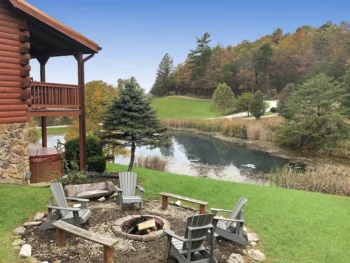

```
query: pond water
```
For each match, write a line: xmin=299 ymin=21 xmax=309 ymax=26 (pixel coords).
xmin=43 ymin=130 xmax=290 ymax=185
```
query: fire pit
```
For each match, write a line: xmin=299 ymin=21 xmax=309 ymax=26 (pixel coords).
xmin=111 ymin=215 xmax=170 ymax=242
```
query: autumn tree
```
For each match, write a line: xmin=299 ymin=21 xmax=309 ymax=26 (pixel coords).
xmin=66 ymin=81 xmax=118 ymax=140
xmin=250 ymin=90 xmax=265 ymax=119
xmin=150 ymin=53 xmax=175 ymax=96
xmin=212 ymin=83 xmax=235 ymax=115
xmin=101 ymin=78 xmax=168 ymax=171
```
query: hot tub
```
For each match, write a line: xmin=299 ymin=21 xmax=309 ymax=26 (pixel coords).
xmin=29 ymin=147 xmax=63 ymax=183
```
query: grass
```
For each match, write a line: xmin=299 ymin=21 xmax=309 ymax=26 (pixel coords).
xmin=151 ymin=96 xmax=217 ymax=118
xmin=107 ymin=163 xmax=350 ymax=263
xmin=36 ymin=126 xmax=69 ymax=135
xmin=0 ymin=185 xmax=51 ymax=263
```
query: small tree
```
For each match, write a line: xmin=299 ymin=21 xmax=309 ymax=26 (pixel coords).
xmin=102 ymin=78 xmax=168 ymax=171
xmin=277 ymin=83 xmax=295 ymax=119
xmin=212 ymin=83 xmax=235 ymax=115
xmin=250 ymin=90 xmax=265 ymax=119
xmin=234 ymin=92 xmax=253 ymax=116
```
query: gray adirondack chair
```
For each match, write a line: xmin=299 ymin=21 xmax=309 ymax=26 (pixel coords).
xmin=116 ymin=172 xmax=145 ymax=211
xmin=210 ymin=197 xmax=248 ymax=246
xmin=164 ymin=214 xmax=218 ymax=263
xmin=39 ymin=182 xmax=91 ymax=230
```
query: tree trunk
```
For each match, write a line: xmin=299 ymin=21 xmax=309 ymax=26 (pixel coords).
xmin=128 ymin=142 xmax=136 ymax=172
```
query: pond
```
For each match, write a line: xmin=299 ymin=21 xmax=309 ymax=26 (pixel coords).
xmin=43 ymin=130 xmax=290 ymax=185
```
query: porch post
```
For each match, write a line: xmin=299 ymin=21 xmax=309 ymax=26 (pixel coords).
xmin=37 ymin=56 xmax=49 ymax=147
xmin=75 ymin=52 xmax=87 ymax=171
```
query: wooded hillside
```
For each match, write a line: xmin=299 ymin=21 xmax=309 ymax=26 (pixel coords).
xmin=151 ymin=21 xmax=350 ymax=97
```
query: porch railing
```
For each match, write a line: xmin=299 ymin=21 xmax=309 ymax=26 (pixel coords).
xmin=31 ymin=81 xmax=81 ymax=108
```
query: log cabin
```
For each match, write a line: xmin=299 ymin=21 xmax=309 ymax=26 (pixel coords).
xmin=0 ymin=0 xmax=100 ymax=184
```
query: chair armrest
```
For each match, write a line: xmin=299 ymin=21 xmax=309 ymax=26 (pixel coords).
xmin=214 ymin=216 xmax=244 ymax=222
xmin=66 ymin=197 xmax=89 ymax=202
xmin=164 ymin=229 xmax=187 ymax=242
xmin=136 ymin=185 xmax=145 ymax=192
xmin=47 ymin=205 xmax=80 ymax=212
xmin=210 ymin=208 xmax=233 ymax=213
xmin=116 ymin=185 xmax=123 ymax=192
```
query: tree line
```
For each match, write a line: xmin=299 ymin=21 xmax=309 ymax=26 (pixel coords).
xmin=151 ymin=21 xmax=350 ymax=97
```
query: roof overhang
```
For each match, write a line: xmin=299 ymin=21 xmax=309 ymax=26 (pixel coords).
xmin=8 ymin=0 xmax=101 ymax=57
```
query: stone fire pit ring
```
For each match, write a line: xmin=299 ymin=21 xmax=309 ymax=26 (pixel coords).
xmin=111 ymin=215 xmax=171 ymax=242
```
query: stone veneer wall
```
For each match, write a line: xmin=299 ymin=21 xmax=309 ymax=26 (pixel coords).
xmin=0 ymin=123 xmax=30 ymax=184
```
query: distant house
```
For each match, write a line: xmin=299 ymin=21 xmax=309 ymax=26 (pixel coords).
xmin=0 ymin=0 xmax=100 ymax=184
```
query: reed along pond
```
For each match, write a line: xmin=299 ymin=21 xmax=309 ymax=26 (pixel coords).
xmin=43 ymin=130 xmax=290 ymax=185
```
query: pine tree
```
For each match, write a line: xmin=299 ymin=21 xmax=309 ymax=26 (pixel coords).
xmin=150 ymin=54 xmax=174 ymax=96
xmin=341 ymin=68 xmax=350 ymax=117
xmin=250 ymin=90 xmax=265 ymax=119
xmin=212 ymin=83 xmax=234 ymax=115
xmin=102 ymin=78 xmax=169 ymax=171
xmin=188 ymin=32 xmax=212 ymax=81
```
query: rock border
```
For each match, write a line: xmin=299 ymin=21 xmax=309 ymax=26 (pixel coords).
xmin=111 ymin=214 xmax=170 ymax=242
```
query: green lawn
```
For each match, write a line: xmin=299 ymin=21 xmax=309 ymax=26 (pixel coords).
xmin=2 ymin=166 xmax=349 ymax=263
xmin=152 ymin=96 xmax=217 ymax=118
xmin=0 ymin=185 xmax=51 ymax=263
xmin=36 ymin=126 xmax=69 ymax=135
xmin=108 ymin=163 xmax=350 ymax=263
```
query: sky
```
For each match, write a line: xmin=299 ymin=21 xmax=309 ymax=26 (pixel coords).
xmin=27 ymin=0 xmax=350 ymax=92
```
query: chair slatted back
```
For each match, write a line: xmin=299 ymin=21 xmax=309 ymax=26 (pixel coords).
xmin=226 ymin=197 xmax=247 ymax=229
xmin=50 ymin=182 xmax=69 ymax=217
xmin=119 ymin=172 xmax=137 ymax=196
xmin=183 ymin=213 xmax=214 ymax=251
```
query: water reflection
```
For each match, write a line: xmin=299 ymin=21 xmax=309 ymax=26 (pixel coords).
xmin=115 ymin=130 xmax=289 ymax=185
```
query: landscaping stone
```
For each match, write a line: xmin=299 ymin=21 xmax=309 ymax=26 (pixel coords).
xmin=34 ymin=212 xmax=45 ymax=221
xmin=250 ymin=241 xmax=257 ymax=247
xmin=65 ymin=182 xmax=115 ymax=199
xmin=13 ymin=226 xmax=26 ymax=235
xmin=175 ymin=200 xmax=181 ymax=206
xmin=243 ymin=226 xmax=248 ymax=232
xmin=248 ymin=250 xmax=265 ymax=261
xmin=247 ymin=232 xmax=259 ymax=242
xmin=227 ymin=253 xmax=245 ymax=263
xmin=73 ymin=204 xmax=81 ymax=208
xmin=12 ymin=239 xmax=25 ymax=246
xmin=19 ymin=244 xmax=32 ymax=258
xmin=98 ymin=197 xmax=106 ymax=202
xmin=24 ymin=221 xmax=42 ymax=227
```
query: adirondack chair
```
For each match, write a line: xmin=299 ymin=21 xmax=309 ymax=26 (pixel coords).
xmin=39 ymin=182 xmax=91 ymax=230
xmin=116 ymin=172 xmax=145 ymax=211
xmin=164 ymin=214 xmax=218 ymax=263
xmin=210 ymin=197 xmax=248 ymax=246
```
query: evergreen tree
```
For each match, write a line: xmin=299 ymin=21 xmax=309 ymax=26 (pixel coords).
xmin=234 ymin=92 xmax=253 ymax=116
xmin=212 ymin=83 xmax=235 ymax=115
xmin=250 ymin=90 xmax=265 ymax=119
xmin=341 ymin=68 xmax=350 ymax=117
xmin=102 ymin=78 xmax=168 ymax=171
xmin=150 ymin=54 xmax=174 ymax=96
xmin=277 ymin=83 xmax=295 ymax=119
xmin=188 ymin=32 xmax=212 ymax=82
xmin=277 ymin=73 xmax=349 ymax=151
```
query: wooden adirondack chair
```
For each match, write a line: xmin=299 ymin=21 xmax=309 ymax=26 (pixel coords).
xmin=116 ymin=172 xmax=145 ymax=211
xmin=164 ymin=214 xmax=218 ymax=263
xmin=39 ymin=182 xmax=91 ymax=230
xmin=210 ymin=197 xmax=248 ymax=246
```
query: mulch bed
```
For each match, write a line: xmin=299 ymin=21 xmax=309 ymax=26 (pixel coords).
xmin=23 ymin=199 xmax=248 ymax=263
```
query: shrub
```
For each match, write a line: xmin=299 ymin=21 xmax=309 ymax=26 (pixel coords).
xmin=87 ymin=156 xmax=106 ymax=173
xmin=135 ymin=155 xmax=168 ymax=171
xmin=59 ymin=170 xmax=88 ymax=186
xmin=270 ymin=107 xmax=277 ymax=113
xmin=250 ymin=91 xmax=265 ymax=119
xmin=65 ymin=134 xmax=105 ymax=172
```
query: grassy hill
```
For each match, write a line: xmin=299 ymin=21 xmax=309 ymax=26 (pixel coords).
xmin=151 ymin=96 xmax=216 ymax=118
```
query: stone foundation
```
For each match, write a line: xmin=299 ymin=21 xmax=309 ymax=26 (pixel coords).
xmin=0 ymin=123 xmax=30 ymax=184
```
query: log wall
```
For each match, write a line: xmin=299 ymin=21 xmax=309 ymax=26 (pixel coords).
xmin=0 ymin=1 xmax=30 ymax=124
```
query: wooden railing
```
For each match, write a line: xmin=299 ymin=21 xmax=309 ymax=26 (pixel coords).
xmin=31 ymin=82 xmax=81 ymax=108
